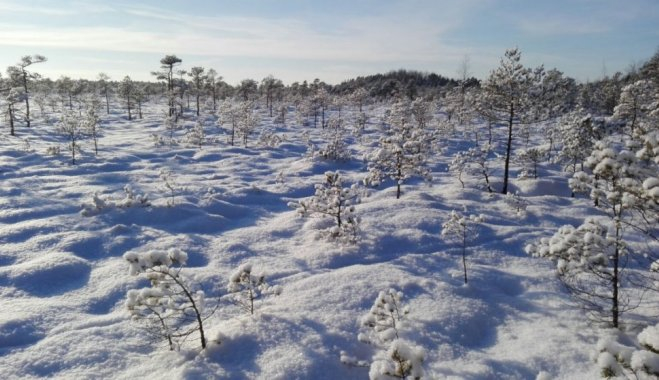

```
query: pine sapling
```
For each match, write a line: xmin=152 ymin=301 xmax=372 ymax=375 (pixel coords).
xmin=159 ymin=168 xmax=179 ymax=207
xmin=369 ymin=339 xmax=425 ymax=380
xmin=288 ymin=171 xmax=361 ymax=243
xmin=359 ymin=289 xmax=409 ymax=346
xmin=227 ymin=263 xmax=281 ymax=315
xmin=186 ymin=118 xmax=206 ymax=149
xmin=124 ymin=249 xmax=210 ymax=350
xmin=58 ymin=109 xmax=84 ymax=164
xmin=441 ymin=210 xmax=484 ymax=284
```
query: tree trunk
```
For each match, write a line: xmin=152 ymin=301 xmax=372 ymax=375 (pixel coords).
xmin=22 ymin=72 xmax=31 ymax=128
xmin=612 ymin=220 xmax=621 ymax=328
xmin=9 ymin=104 xmax=15 ymax=136
xmin=462 ymin=228 xmax=468 ymax=284
xmin=502 ymin=103 xmax=514 ymax=194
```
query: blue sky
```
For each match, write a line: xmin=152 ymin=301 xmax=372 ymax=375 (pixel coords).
xmin=0 ymin=0 xmax=657 ymax=84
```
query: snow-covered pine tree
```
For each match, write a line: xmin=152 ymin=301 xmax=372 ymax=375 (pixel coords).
xmin=515 ymin=146 xmax=547 ymax=179
xmin=317 ymin=115 xmax=350 ymax=161
xmin=97 ymin=73 xmax=112 ymax=115
xmin=83 ymin=106 xmax=101 ymax=155
xmin=6 ymin=54 xmax=46 ymax=128
xmin=58 ymin=109 xmax=85 ymax=164
xmin=4 ymin=87 xmax=25 ymax=136
xmin=118 ymin=76 xmax=134 ymax=121
xmin=359 ymin=289 xmax=409 ymax=346
xmin=236 ymin=100 xmax=259 ymax=147
xmin=187 ymin=66 xmax=206 ymax=117
xmin=227 ymin=263 xmax=281 ymax=315
xmin=186 ymin=117 xmax=206 ymax=149
xmin=441 ymin=210 xmax=484 ymax=284
xmin=288 ymin=171 xmax=360 ymax=243
xmin=365 ymin=99 xmax=433 ymax=199
xmin=124 ymin=248 xmax=209 ymax=350
xmin=478 ymin=48 xmax=550 ymax=194
xmin=526 ymin=218 xmax=630 ymax=327
xmin=503 ymin=191 xmax=529 ymax=218
xmin=595 ymin=324 xmax=659 ymax=378
xmin=161 ymin=113 xmax=180 ymax=146
xmin=353 ymin=111 xmax=368 ymax=141
xmin=218 ymin=100 xmax=239 ymax=146
xmin=556 ymin=111 xmax=597 ymax=190
xmin=159 ymin=168 xmax=180 ymax=207
xmin=448 ymin=145 xmax=494 ymax=192
xmin=351 ymin=87 xmax=369 ymax=113
xmin=368 ymin=339 xmax=425 ymax=380
xmin=613 ymin=79 xmax=658 ymax=138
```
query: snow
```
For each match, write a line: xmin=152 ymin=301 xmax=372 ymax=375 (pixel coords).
xmin=0 ymin=98 xmax=656 ymax=380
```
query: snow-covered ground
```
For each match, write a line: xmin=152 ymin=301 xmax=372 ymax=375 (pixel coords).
xmin=0 ymin=101 xmax=654 ymax=379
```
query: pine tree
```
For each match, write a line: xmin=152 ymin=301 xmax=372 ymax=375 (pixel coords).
xmin=6 ymin=54 xmax=46 ymax=128
xmin=124 ymin=249 xmax=208 ymax=350
xmin=58 ymin=110 xmax=85 ymax=164
xmin=289 ymin=171 xmax=360 ymax=243
xmin=227 ymin=263 xmax=281 ymax=315
xmin=365 ymin=99 xmax=433 ymax=199
xmin=441 ymin=210 xmax=484 ymax=284
xmin=478 ymin=48 xmax=547 ymax=194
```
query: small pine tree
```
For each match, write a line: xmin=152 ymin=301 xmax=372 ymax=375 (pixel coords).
xmin=368 ymin=339 xmax=425 ymax=380
xmin=515 ymin=146 xmax=547 ymax=179
xmin=441 ymin=210 xmax=484 ymax=284
xmin=58 ymin=110 xmax=84 ymax=164
xmin=124 ymin=249 xmax=209 ymax=350
xmin=365 ymin=99 xmax=433 ymax=199
xmin=359 ymin=289 xmax=409 ymax=346
xmin=227 ymin=263 xmax=281 ymax=315
xmin=448 ymin=145 xmax=494 ymax=192
xmin=289 ymin=171 xmax=360 ymax=243
xmin=318 ymin=116 xmax=350 ymax=160
xmin=526 ymin=218 xmax=629 ymax=327
xmin=186 ymin=118 xmax=206 ymax=149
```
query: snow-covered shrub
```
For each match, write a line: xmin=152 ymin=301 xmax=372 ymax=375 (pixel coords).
xmin=124 ymin=248 xmax=209 ymax=350
xmin=45 ymin=145 xmax=61 ymax=156
xmin=227 ymin=263 xmax=281 ymax=315
xmin=257 ymin=127 xmax=284 ymax=148
xmin=441 ymin=210 xmax=484 ymax=284
xmin=288 ymin=171 xmax=360 ymax=244
xmin=369 ymin=339 xmax=425 ymax=380
xmin=365 ymin=99 xmax=433 ymax=199
xmin=81 ymin=184 xmax=150 ymax=216
xmin=359 ymin=289 xmax=409 ymax=346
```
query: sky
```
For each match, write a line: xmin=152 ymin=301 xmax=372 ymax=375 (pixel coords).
xmin=0 ymin=0 xmax=657 ymax=85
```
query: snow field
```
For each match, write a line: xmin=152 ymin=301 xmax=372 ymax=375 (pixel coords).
xmin=0 ymin=100 xmax=641 ymax=379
